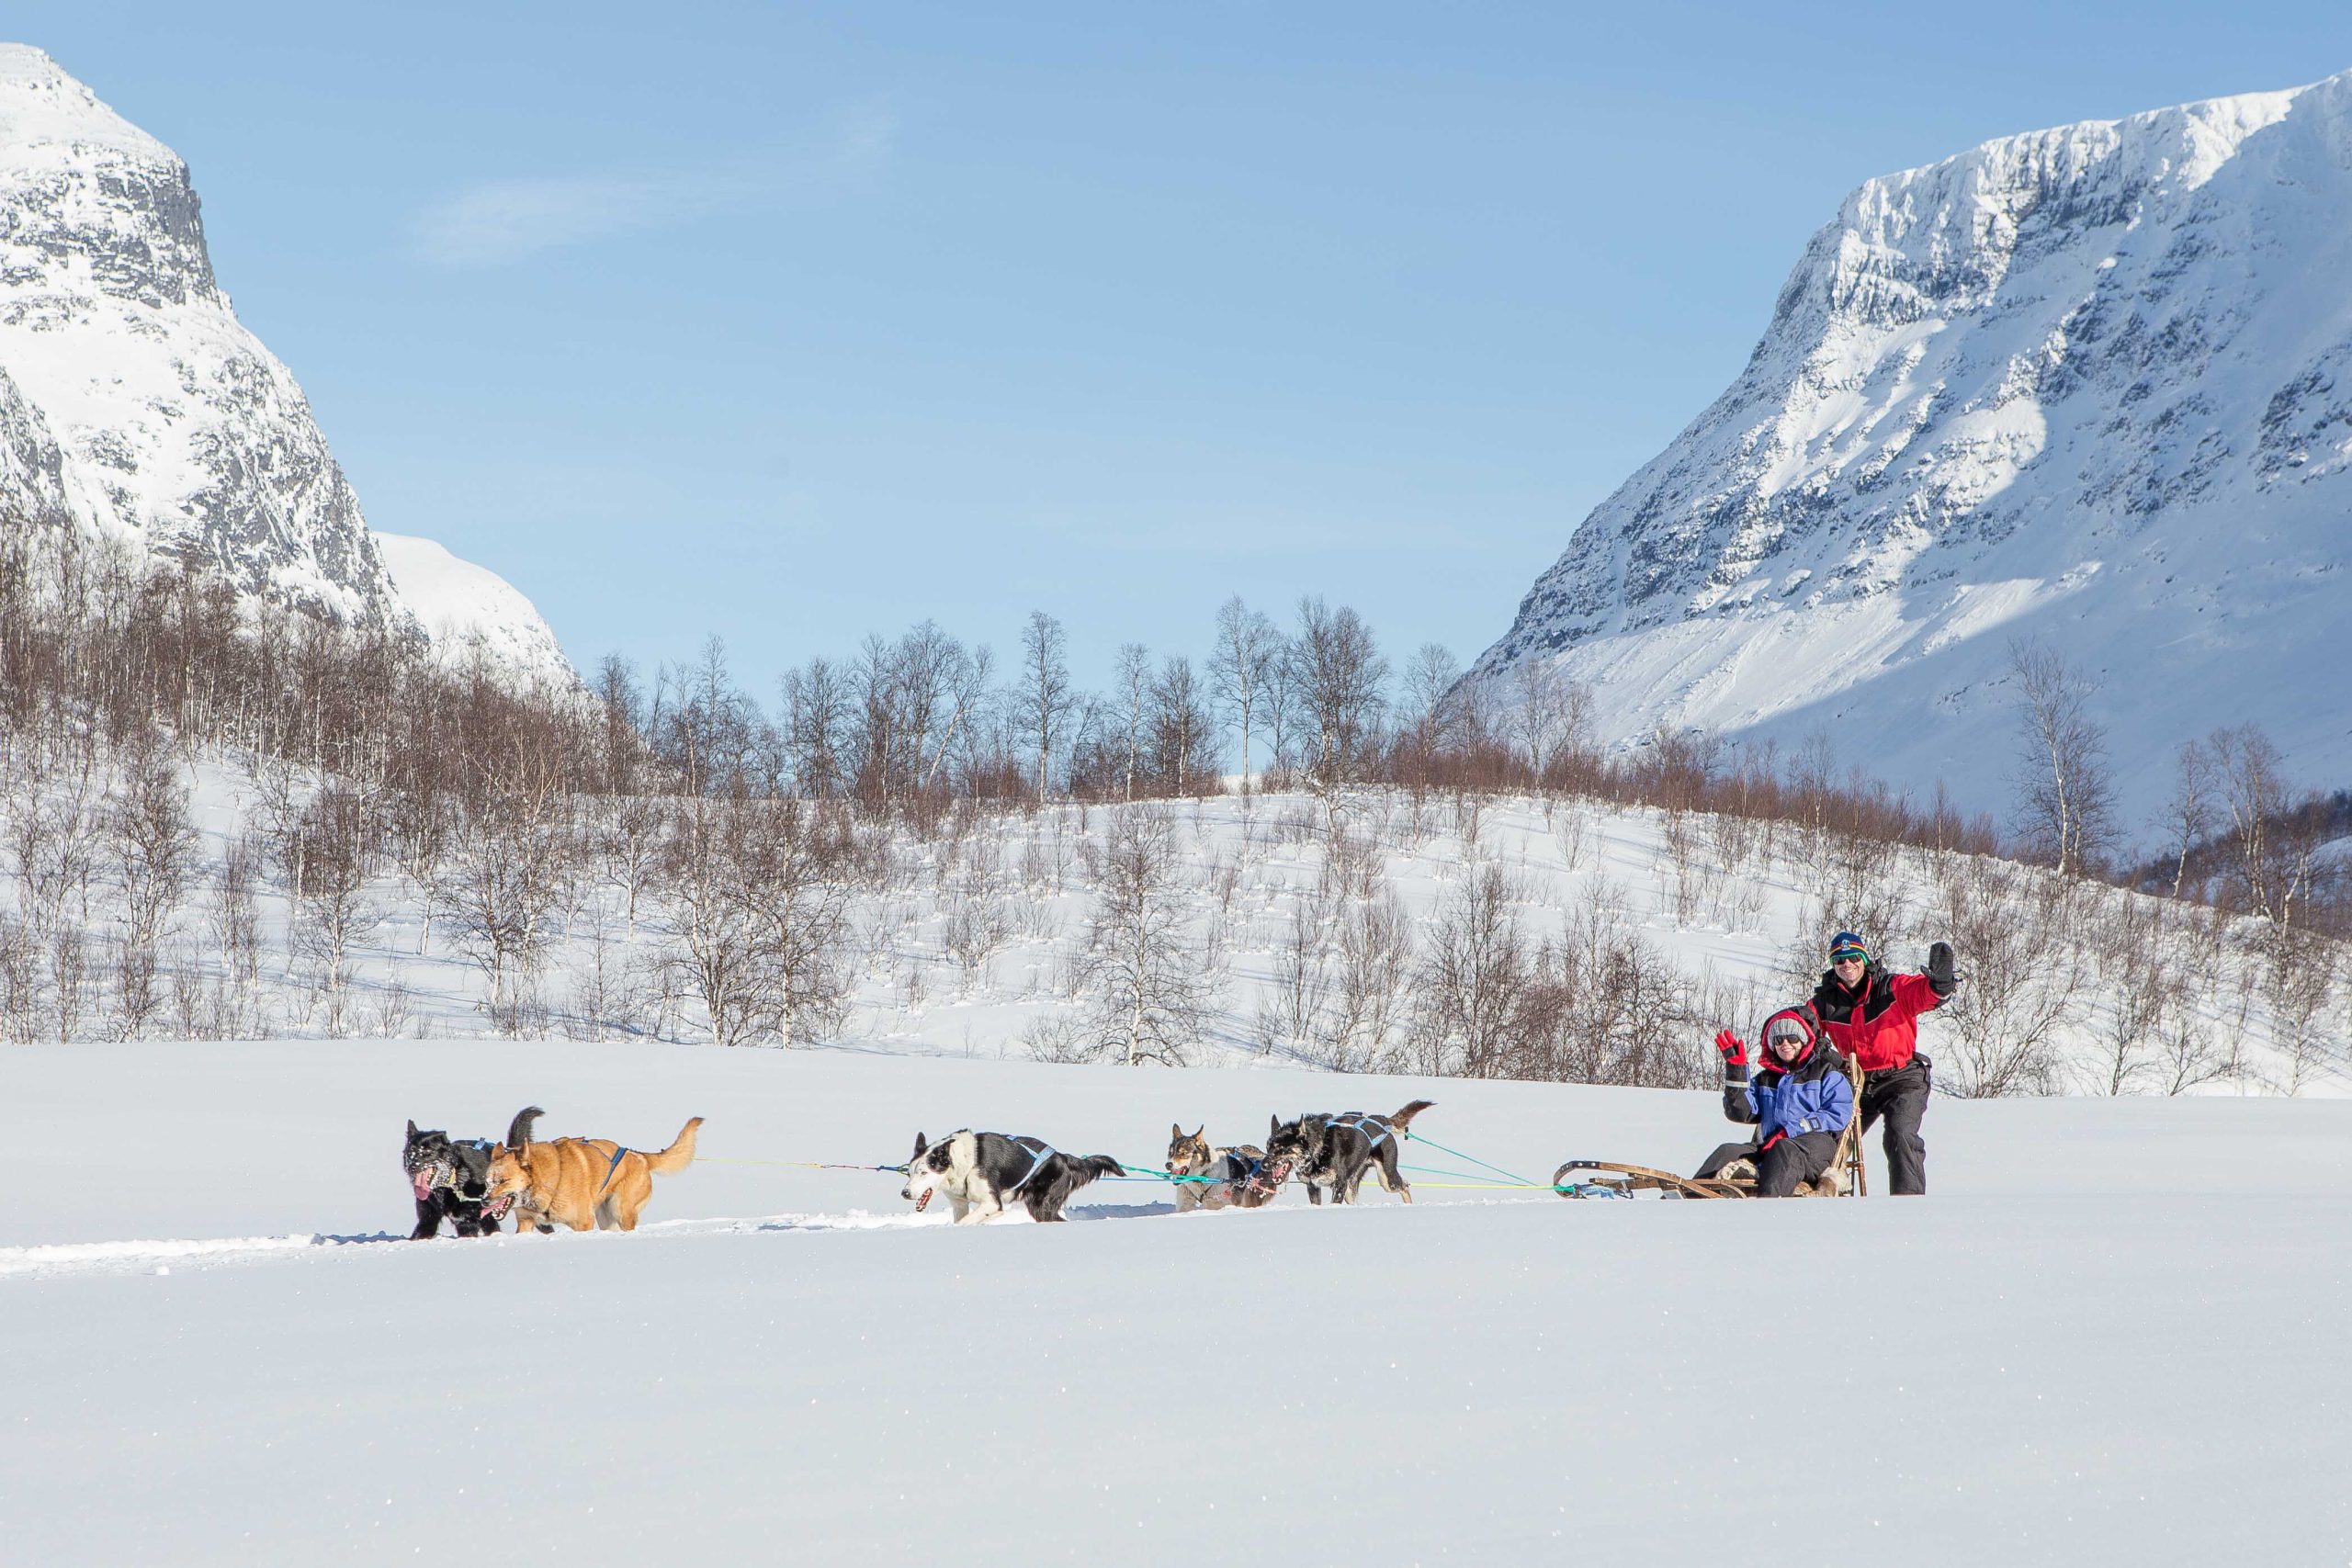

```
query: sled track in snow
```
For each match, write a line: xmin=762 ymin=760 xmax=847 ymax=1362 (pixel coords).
xmin=0 ymin=1194 xmax=1510 ymax=1280
xmin=0 ymin=1212 xmax=954 ymax=1280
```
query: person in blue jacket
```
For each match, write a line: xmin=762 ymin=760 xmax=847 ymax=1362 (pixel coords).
xmin=1705 ymin=1007 xmax=1854 ymax=1196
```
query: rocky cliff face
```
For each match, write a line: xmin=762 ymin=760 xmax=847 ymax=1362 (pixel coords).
xmin=1477 ymin=70 xmax=2352 ymax=818
xmin=0 ymin=44 xmax=572 ymax=684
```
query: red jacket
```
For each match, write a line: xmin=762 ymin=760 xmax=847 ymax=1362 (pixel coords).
xmin=1808 ymin=965 xmax=1943 ymax=1073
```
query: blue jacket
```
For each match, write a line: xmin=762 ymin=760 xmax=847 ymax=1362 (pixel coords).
xmin=1724 ymin=1040 xmax=1853 ymax=1143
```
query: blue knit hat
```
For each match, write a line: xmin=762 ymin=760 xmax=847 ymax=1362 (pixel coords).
xmin=1828 ymin=931 xmax=1870 ymax=963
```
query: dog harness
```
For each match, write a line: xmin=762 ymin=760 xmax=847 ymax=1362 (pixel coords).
xmin=1197 ymin=1151 xmax=1258 ymax=1205
xmin=1242 ymin=1152 xmax=1291 ymax=1200
xmin=596 ymin=1145 xmax=631 ymax=1196
xmin=1229 ymin=1152 xmax=1270 ymax=1201
xmin=1328 ymin=1112 xmax=1396 ymax=1151
xmin=1002 ymin=1137 xmax=1057 ymax=1197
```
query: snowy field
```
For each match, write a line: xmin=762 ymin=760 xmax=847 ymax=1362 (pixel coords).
xmin=5 ymin=1040 xmax=2348 ymax=1565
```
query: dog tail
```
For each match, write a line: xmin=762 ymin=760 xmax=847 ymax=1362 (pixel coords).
xmin=644 ymin=1116 xmax=705 ymax=1176
xmin=1077 ymin=1154 xmax=1125 ymax=1187
xmin=1389 ymin=1099 xmax=1436 ymax=1132
xmin=504 ymin=1105 xmax=545 ymax=1149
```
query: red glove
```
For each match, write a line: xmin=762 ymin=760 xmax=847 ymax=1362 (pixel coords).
xmin=1714 ymin=1029 xmax=1747 ymax=1067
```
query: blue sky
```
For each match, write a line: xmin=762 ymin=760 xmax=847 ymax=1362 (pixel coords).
xmin=14 ymin=2 xmax=2350 ymax=696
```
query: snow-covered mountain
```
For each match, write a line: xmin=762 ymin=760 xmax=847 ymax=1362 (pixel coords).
xmin=1476 ymin=70 xmax=2352 ymax=823
xmin=0 ymin=44 xmax=572 ymax=687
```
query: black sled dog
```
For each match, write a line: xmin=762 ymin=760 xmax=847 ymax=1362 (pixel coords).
xmin=1252 ymin=1100 xmax=1435 ymax=1206
xmin=401 ymin=1109 xmax=530 ymax=1237
xmin=899 ymin=1130 xmax=1125 ymax=1224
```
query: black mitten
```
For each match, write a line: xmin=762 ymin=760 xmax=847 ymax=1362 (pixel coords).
xmin=1927 ymin=941 xmax=1956 ymax=996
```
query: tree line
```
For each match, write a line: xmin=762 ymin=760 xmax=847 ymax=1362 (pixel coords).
xmin=0 ymin=521 xmax=2343 ymax=1076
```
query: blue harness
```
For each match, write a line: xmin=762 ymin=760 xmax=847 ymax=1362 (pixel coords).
xmin=1003 ymin=1137 xmax=1057 ymax=1196
xmin=596 ymin=1145 xmax=631 ymax=1196
xmin=1328 ymin=1113 xmax=1395 ymax=1151
xmin=1202 ymin=1150 xmax=1261 ymax=1200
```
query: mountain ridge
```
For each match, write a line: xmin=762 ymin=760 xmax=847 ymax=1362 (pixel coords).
xmin=1476 ymin=67 xmax=2352 ymax=823
xmin=0 ymin=43 xmax=573 ymax=687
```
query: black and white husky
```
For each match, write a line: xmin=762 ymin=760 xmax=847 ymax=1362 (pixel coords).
xmin=899 ymin=1130 xmax=1126 ymax=1224
xmin=1252 ymin=1099 xmax=1435 ymax=1206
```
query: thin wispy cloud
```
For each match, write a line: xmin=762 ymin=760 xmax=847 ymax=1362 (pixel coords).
xmin=412 ymin=107 xmax=895 ymax=268
xmin=413 ymin=174 xmax=677 ymax=267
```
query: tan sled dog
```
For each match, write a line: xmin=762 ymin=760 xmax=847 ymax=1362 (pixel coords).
xmin=486 ymin=1106 xmax=703 ymax=1234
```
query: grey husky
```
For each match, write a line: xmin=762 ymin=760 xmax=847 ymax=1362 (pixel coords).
xmin=1164 ymin=1124 xmax=1270 ymax=1213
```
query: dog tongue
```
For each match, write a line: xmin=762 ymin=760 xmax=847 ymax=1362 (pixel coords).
xmin=411 ymin=1170 xmax=434 ymax=1200
xmin=912 ymin=1190 xmax=931 ymax=1213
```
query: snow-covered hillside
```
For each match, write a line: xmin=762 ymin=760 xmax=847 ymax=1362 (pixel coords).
xmin=10 ymin=747 xmax=2339 ymax=1099
xmin=1477 ymin=69 xmax=2352 ymax=822
xmin=3 ymin=1041 xmax=2347 ymax=1565
xmin=0 ymin=44 xmax=571 ymax=686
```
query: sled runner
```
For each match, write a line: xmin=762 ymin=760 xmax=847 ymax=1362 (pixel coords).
xmin=1551 ymin=1160 xmax=1749 ymax=1200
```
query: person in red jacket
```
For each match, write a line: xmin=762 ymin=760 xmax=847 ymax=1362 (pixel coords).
xmin=1807 ymin=931 xmax=1955 ymax=1195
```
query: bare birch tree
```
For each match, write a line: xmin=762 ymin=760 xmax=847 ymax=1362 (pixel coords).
xmin=1209 ymin=595 xmax=1280 ymax=795
xmin=2007 ymin=636 xmax=2116 ymax=878
xmin=440 ymin=753 xmax=577 ymax=1031
xmin=1398 ymin=643 xmax=1464 ymax=788
xmin=107 ymin=738 xmax=196 ymax=1032
xmin=781 ymin=655 xmax=852 ymax=798
xmin=662 ymin=793 xmax=763 ymax=1046
xmin=1111 ymin=642 xmax=1152 ymax=803
xmin=2204 ymin=724 xmax=2313 ymax=926
xmin=1075 ymin=807 xmax=1212 ymax=1065
xmin=733 ymin=796 xmax=860 ymax=1047
xmin=2158 ymin=739 xmax=2215 ymax=899
xmin=292 ymin=783 xmax=375 ymax=1032
xmin=1148 ymin=655 xmax=1213 ymax=796
xmin=1260 ymin=639 xmax=1299 ymax=788
xmin=1016 ymin=612 xmax=1072 ymax=807
xmin=1293 ymin=597 xmax=1387 ymax=805
xmin=1408 ymin=866 xmax=1527 ymax=1077
xmin=1511 ymin=661 xmax=1593 ymax=784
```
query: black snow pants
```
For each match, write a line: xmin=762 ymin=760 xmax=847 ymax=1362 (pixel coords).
xmin=1753 ymin=1131 xmax=1840 ymax=1197
xmin=1695 ymin=1141 xmax=1757 ymax=1180
xmin=1858 ymin=1055 xmax=1930 ymax=1195
xmin=1693 ymin=1133 xmax=1838 ymax=1194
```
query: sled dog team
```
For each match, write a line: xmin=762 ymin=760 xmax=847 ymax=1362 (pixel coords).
xmin=403 ymin=933 xmax=1957 ymax=1232
xmin=402 ymin=1099 xmax=1437 ymax=1237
